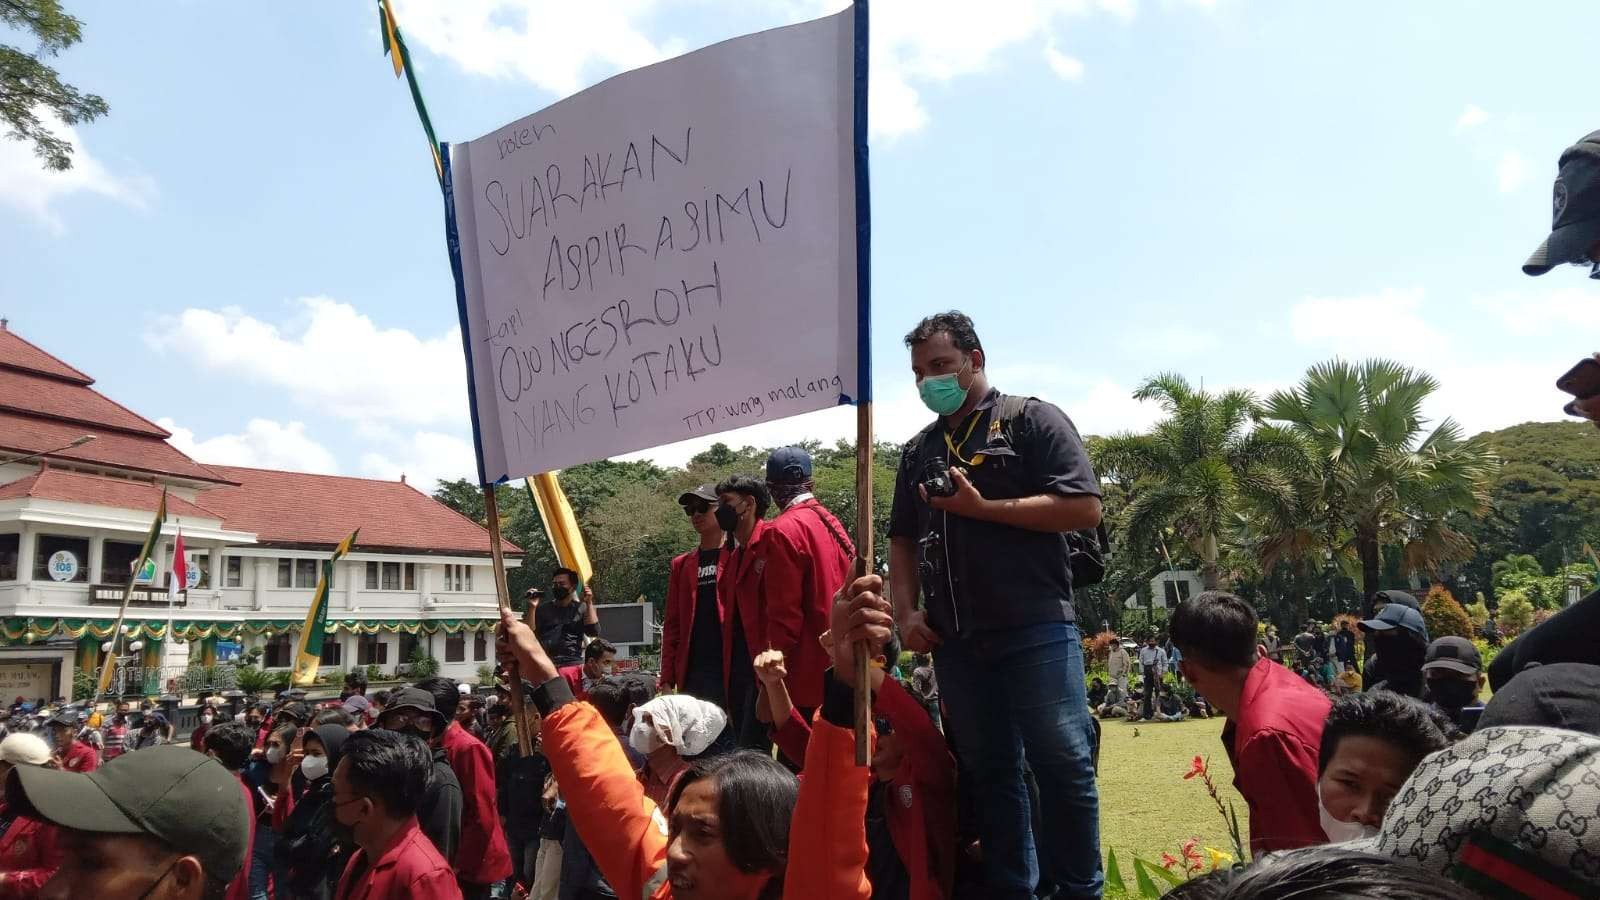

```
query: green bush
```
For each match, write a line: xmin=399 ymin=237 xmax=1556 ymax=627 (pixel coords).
xmin=476 ymin=665 xmax=496 ymax=684
xmin=408 ymin=646 xmax=439 ymax=681
xmin=365 ymin=664 xmax=382 ymax=684
xmin=72 ymin=669 xmax=95 ymax=701
xmin=1498 ymin=588 xmax=1536 ymax=637
xmin=1422 ymin=586 xmax=1474 ymax=639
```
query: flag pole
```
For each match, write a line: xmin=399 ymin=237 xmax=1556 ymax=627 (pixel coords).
xmin=483 ymin=486 xmax=534 ymax=757
xmin=849 ymin=0 xmax=873 ymax=765
xmin=96 ymin=490 xmax=168 ymax=702
xmin=852 ymin=407 xmax=874 ymax=765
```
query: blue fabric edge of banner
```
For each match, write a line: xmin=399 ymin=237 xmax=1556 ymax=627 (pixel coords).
xmin=439 ymin=142 xmax=492 ymax=487
xmin=851 ymin=0 xmax=872 ymax=406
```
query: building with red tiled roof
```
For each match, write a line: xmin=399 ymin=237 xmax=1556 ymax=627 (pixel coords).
xmin=0 ymin=324 xmax=521 ymax=698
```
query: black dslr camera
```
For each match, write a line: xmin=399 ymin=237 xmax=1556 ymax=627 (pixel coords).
xmin=921 ymin=457 xmax=957 ymax=499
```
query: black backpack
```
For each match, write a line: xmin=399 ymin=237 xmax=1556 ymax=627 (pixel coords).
xmin=994 ymin=395 xmax=1111 ymax=588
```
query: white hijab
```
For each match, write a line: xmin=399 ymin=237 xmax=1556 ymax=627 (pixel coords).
xmin=628 ymin=695 xmax=728 ymax=757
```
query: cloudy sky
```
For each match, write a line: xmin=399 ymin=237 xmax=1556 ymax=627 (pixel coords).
xmin=4 ymin=1 xmax=1598 ymax=491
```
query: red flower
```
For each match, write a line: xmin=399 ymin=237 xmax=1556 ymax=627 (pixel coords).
xmin=1160 ymin=853 xmax=1180 ymax=870
xmin=1184 ymin=755 xmax=1206 ymax=780
xmin=1181 ymin=838 xmax=1202 ymax=862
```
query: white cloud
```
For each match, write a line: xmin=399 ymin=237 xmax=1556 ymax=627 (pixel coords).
xmin=1473 ymin=287 xmax=1600 ymax=337
xmin=1288 ymin=287 xmax=1442 ymax=357
xmin=159 ymin=417 xmax=339 ymax=473
xmin=1498 ymin=150 xmax=1528 ymax=193
xmin=1455 ymin=104 xmax=1489 ymax=131
xmin=0 ymin=107 xmax=154 ymax=234
xmin=1043 ymin=43 xmax=1085 ymax=81
xmin=397 ymin=0 xmax=1144 ymax=140
xmin=1117 ymin=325 xmax=1218 ymax=357
xmin=147 ymin=298 xmax=468 ymax=431
xmin=359 ymin=431 xmax=479 ymax=493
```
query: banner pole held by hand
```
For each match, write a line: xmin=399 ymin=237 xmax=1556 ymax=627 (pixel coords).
xmin=853 ymin=402 xmax=874 ymax=765
xmin=484 ymin=486 xmax=534 ymax=758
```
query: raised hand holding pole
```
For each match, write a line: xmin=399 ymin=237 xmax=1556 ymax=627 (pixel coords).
xmin=484 ymin=486 xmax=534 ymax=758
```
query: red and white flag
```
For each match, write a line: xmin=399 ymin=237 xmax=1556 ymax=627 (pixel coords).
xmin=169 ymin=529 xmax=187 ymax=600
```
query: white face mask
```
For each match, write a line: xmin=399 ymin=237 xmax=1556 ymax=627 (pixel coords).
xmin=628 ymin=719 xmax=664 ymax=756
xmin=265 ymin=746 xmax=285 ymax=765
xmin=300 ymin=754 xmax=329 ymax=781
xmin=201 ymin=714 xmax=214 ymax=725
xmin=1317 ymin=782 xmax=1380 ymax=842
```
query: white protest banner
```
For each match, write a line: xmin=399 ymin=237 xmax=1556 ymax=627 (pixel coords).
xmin=444 ymin=4 xmax=868 ymax=483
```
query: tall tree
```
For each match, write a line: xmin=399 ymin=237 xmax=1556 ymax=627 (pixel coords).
xmin=1260 ymin=359 xmax=1498 ymax=615
xmin=1 ymin=1 xmax=108 ymax=170
xmin=1092 ymin=374 xmax=1304 ymax=590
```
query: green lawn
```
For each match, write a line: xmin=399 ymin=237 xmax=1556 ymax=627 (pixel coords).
xmin=1096 ymin=714 xmax=1249 ymax=888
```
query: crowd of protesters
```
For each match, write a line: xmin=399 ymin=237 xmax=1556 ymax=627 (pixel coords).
xmin=1 ymin=251 xmax=1600 ymax=900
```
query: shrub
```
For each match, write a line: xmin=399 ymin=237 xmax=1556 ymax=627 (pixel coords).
xmin=1463 ymin=597 xmax=1490 ymax=632
xmin=1422 ymin=585 xmax=1474 ymax=639
xmin=407 ymin=645 xmax=440 ymax=680
xmin=1497 ymin=588 xmax=1535 ymax=637
xmin=1085 ymin=630 xmax=1120 ymax=666
xmin=365 ymin=664 xmax=382 ymax=684
xmin=72 ymin=669 xmax=96 ymax=701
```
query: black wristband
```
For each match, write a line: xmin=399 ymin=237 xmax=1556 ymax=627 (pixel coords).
xmin=583 ymin=623 xmax=600 ymax=637
xmin=819 ymin=668 xmax=856 ymax=729
xmin=530 ymin=675 xmax=575 ymax=717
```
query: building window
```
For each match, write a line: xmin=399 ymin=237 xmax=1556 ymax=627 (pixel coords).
xmin=102 ymin=540 xmax=145 ymax=583
xmin=264 ymin=634 xmax=293 ymax=668
xmin=34 ymin=535 xmax=89 ymax=583
xmin=296 ymin=559 xmax=318 ymax=588
xmin=404 ymin=563 xmax=416 ymax=591
xmin=0 ymin=533 xmax=17 ymax=581
xmin=320 ymin=638 xmax=342 ymax=667
xmin=445 ymin=633 xmax=465 ymax=662
xmin=365 ymin=562 xmax=378 ymax=590
xmin=381 ymin=562 xmax=400 ymax=590
xmin=357 ymin=634 xmax=388 ymax=666
xmin=399 ymin=633 xmax=420 ymax=663
xmin=473 ymin=630 xmax=488 ymax=662
xmin=225 ymin=557 xmax=243 ymax=587
xmin=278 ymin=559 xmax=291 ymax=588
xmin=1162 ymin=579 xmax=1192 ymax=607
xmin=442 ymin=564 xmax=473 ymax=592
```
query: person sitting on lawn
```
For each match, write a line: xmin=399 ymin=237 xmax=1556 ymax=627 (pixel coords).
xmin=1334 ymin=662 xmax=1362 ymax=695
xmin=1170 ymin=591 xmax=1331 ymax=854
xmin=1153 ymin=685 xmax=1186 ymax=723
xmin=1086 ymin=677 xmax=1108 ymax=711
xmin=756 ymin=625 xmax=956 ymax=900
xmin=1314 ymin=691 xmax=1453 ymax=842
xmin=1096 ymin=684 xmax=1127 ymax=719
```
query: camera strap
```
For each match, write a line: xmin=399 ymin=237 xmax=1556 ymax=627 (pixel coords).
xmin=804 ymin=504 xmax=856 ymax=559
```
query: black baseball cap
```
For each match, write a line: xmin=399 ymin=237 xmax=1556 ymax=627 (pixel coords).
xmin=765 ymin=447 xmax=813 ymax=484
xmin=1372 ymin=589 xmax=1421 ymax=613
xmin=11 ymin=746 xmax=249 ymax=879
xmin=1478 ymin=662 xmax=1600 ymax=736
xmin=1422 ymin=636 xmax=1481 ymax=675
xmin=677 ymin=484 xmax=717 ymax=507
xmin=1525 ymin=130 xmax=1600 ymax=275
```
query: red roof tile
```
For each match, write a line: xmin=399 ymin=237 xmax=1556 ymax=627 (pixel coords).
xmin=0 ymin=468 xmax=220 ymax=520
xmin=0 ymin=369 xmax=168 ymax=437
xmin=0 ymin=412 xmax=233 ymax=485
xmin=199 ymin=466 xmax=520 ymax=556
xmin=0 ymin=329 xmax=92 ymax=384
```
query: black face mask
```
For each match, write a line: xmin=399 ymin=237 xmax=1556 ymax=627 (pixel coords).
xmin=715 ymin=502 xmax=741 ymax=533
xmin=1426 ymin=678 xmax=1478 ymax=712
xmin=551 ymin=585 xmax=572 ymax=601
xmin=390 ymin=723 xmax=434 ymax=745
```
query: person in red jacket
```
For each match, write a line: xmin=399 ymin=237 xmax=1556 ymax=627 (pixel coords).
xmin=756 ymin=632 xmax=957 ymax=899
xmin=331 ymin=729 xmax=462 ymax=900
xmin=494 ymin=572 xmax=890 ymax=900
xmin=415 ymin=677 xmax=511 ymax=900
xmin=0 ymin=733 xmax=62 ymax=898
xmin=557 ymin=639 xmax=617 ymax=703
xmin=763 ymin=448 xmax=855 ymax=715
xmin=714 ymin=475 xmax=804 ymax=748
xmin=44 ymin=714 xmax=95 ymax=774
xmin=659 ymin=484 xmax=731 ymax=703
xmin=1169 ymin=591 xmax=1332 ymax=854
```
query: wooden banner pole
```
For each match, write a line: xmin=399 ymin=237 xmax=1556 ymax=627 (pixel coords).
xmin=484 ymin=486 xmax=534 ymax=757
xmin=853 ymin=401 xmax=874 ymax=765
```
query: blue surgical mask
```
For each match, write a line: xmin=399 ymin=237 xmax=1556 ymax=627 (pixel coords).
xmin=917 ymin=360 xmax=971 ymax=416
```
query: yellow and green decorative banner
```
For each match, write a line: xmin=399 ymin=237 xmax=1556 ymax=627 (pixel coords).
xmin=0 ymin=617 xmax=497 ymax=644
xmin=292 ymin=529 xmax=359 ymax=687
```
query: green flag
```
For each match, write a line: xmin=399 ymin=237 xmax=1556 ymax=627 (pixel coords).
xmin=292 ymin=529 xmax=359 ymax=686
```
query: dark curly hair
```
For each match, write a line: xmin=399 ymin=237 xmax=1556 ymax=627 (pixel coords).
xmin=903 ymin=311 xmax=983 ymax=354
xmin=715 ymin=475 xmax=771 ymax=520
xmin=1317 ymin=690 xmax=1456 ymax=776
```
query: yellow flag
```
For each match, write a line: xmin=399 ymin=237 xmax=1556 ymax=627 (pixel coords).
xmin=527 ymin=472 xmax=592 ymax=585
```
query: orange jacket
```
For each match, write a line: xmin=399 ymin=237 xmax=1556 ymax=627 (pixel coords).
xmin=541 ymin=693 xmax=871 ymax=900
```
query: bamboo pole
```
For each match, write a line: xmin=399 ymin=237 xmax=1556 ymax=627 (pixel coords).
xmin=484 ymin=486 xmax=534 ymax=757
xmin=853 ymin=402 xmax=874 ymax=765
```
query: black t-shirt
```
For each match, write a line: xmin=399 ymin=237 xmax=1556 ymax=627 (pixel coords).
xmin=682 ymin=549 xmax=725 ymax=703
xmin=535 ymin=598 xmax=586 ymax=665
xmin=889 ymin=389 xmax=1101 ymax=635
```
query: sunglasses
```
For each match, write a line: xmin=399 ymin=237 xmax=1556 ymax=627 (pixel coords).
xmin=682 ymin=502 xmax=710 ymax=516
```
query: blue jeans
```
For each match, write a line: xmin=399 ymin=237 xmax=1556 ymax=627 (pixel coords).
xmin=249 ymin=825 xmax=277 ymax=900
xmin=935 ymin=621 xmax=1102 ymax=899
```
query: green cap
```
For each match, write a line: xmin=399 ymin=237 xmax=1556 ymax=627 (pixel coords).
xmin=13 ymin=745 xmax=249 ymax=880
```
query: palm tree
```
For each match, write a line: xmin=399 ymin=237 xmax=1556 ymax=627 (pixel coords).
xmin=1260 ymin=359 xmax=1498 ymax=616
xmin=1093 ymin=374 xmax=1306 ymax=590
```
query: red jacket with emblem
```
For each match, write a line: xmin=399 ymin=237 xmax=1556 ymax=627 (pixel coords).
xmin=764 ymin=499 xmax=855 ymax=709
xmin=334 ymin=817 xmax=462 ymax=900
xmin=771 ymin=676 xmax=956 ymax=900
xmin=0 ymin=801 xmax=62 ymax=899
xmin=658 ymin=546 xmax=728 ymax=690
xmin=439 ymin=721 xmax=512 ymax=886
xmin=720 ymin=520 xmax=805 ymax=704
xmin=56 ymin=740 xmax=97 ymax=773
